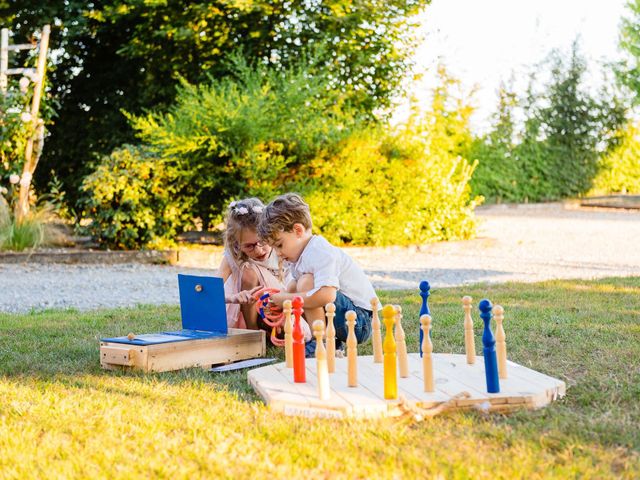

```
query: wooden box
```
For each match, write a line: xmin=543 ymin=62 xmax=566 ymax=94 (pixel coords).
xmin=100 ymin=274 xmax=265 ymax=373
xmin=100 ymin=328 xmax=265 ymax=372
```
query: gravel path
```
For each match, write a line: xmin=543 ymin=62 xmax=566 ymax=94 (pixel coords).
xmin=1 ymin=203 xmax=638 ymax=313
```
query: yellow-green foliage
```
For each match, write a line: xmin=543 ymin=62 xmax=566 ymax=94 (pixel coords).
xmin=306 ymin=67 xmax=481 ymax=246
xmin=80 ymin=145 xmax=188 ymax=249
xmin=85 ymin=62 xmax=480 ymax=248
xmin=306 ymin=129 xmax=480 ymax=246
xmin=590 ymin=122 xmax=640 ymax=195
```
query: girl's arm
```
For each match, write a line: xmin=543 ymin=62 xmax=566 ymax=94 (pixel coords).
xmin=218 ymin=255 xmax=232 ymax=282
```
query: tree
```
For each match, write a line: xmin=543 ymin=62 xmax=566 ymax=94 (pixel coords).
xmin=524 ymin=44 xmax=626 ymax=198
xmin=471 ymin=42 xmax=627 ymax=202
xmin=618 ymin=0 xmax=640 ymax=103
xmin=0 ymin=0 xmax=430 ymax=207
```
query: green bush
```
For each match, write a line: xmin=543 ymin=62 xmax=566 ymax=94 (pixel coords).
xmin=305 ymin=128 xmax=479 ymax=246
xmin=85 ymin=62 xmax=479 ymax=248
xmin=306 ymin=67 xmax=481 ymax=246
xmin=129 ymin=57 xmax=354 ymax=229
xmin=589 ymin=122 xmax=640 ymax=195
xmin=80 ymin=145 xmax=187 ymax=249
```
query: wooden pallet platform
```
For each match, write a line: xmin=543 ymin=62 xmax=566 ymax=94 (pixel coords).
xmin=101 ymin=328 xmax=265 ymax=373
xmin=248 ymin=353 xmax=566 ymax=419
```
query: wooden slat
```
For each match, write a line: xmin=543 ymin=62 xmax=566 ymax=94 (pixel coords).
xmin=412 ymin=354 xmax=500 ymax=407
xmin=7 ymin=43 xmax=36 ymax=51
xmin=304 ymin=359 xmax=388 ymax=418
xmin=273 ymin=362 xmax=354 ymax=415
xmin=248 ymin=353 xmax=567 ymax=419
xmin=443 ymin=355 xmax=565 ymax=407
xmin=248 ymin=366 xmax=311 ymax=413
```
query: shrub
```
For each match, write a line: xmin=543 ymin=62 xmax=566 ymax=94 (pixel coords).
xmin=305 ymin=127 xmax=480 ymax=246
xmin=80 ymin=145 xmax=188 ymax=249
xmin=305 ymin=67 xmax=481 ymax=246
xmin=86 ymin=61 xmax=479 ymax=248
xmin=589 ymin=122 xmax=640 ymax=195
xmin=129 ymin=57 xmax=355 ymax=228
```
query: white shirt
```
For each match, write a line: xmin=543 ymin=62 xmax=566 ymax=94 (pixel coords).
xmin=287 ymin=235 xmax=379 ymax=311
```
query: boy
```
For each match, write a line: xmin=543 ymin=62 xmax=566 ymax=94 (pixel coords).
xmin=258 ymin=193 xmax=379 ymax=357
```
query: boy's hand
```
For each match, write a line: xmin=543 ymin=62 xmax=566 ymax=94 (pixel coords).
xmin=269 ymin=292 xmax=286 ymax=307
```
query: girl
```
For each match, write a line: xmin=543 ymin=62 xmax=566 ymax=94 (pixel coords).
xmin=219 ymin=197 xmax=282 ymax=330
xmin=219 ymin=198 xmax=311 ymax=345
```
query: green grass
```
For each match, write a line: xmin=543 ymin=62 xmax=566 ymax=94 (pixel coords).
xmin=1 ymin=277 xmax=639 ymax=479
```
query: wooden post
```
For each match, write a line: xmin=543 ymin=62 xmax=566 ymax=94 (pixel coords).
xmin=463 ymin=296 xmax=476 ymax=364
xmin=494 ymin=305 xmax=507 ymax=379
xmin=325 ymin=302 xmax=336 ymax=373
xmin=394 ymin=305 xmax=409 ymax=378
xmin=370 ymin=297 xmax=383 ymax=363
xmin=421 ymin=314 xmax=434 ymax=392
xmin=346 ymin=310 xmax=358 ymax=387
xmin=313 ymin=320 xmax=330 ymax=400
xmin=16 ymin=25 xmax=50 ymax=223
xmin=0 ymin=28 xmax=8 ymax=93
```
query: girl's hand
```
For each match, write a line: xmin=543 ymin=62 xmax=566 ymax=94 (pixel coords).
xmin=228 ymin=286 xmax=262 ymax=304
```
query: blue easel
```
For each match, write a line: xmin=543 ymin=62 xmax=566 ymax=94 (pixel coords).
xmin=101 ymin=274 xmax=228 ymax=346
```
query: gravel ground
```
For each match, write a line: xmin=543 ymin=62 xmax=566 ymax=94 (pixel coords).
xmin=1 ymin=203 xmax=639 ymax=313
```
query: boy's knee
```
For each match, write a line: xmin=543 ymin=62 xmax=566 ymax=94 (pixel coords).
xmin=296 ymin=273 xmax=314 ymax=292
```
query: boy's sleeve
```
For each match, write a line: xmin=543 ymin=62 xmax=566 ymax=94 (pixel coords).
xmin=304 ymin=253 xmax=340 ymax=297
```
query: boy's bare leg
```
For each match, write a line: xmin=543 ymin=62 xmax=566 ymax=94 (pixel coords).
xmin=240 ymin=268 xmax=260 ymax=330
xmin=296 ymin=273 xmax=325 ymax=329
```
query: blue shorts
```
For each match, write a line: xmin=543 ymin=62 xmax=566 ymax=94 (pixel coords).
xmin=305 ymin=291 xmax=372 ymax=357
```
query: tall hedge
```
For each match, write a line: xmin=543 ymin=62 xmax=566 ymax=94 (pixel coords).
xmin=81 ymin=62 xmax=480 ymax=248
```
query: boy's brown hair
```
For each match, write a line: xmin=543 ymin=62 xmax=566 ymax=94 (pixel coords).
xmin=258 ymin=193 xmax=313 ymax=242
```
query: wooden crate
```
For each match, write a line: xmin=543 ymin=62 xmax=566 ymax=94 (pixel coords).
xmin=248 ymin=353 xmax=566 ymax=419
xmin=101 ymin=328 xmax=265 ymax=373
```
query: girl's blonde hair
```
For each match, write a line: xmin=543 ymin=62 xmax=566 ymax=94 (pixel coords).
xmin=224 ymin=197 xmax=266 ymax=265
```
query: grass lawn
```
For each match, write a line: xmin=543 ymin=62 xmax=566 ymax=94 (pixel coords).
xmin=1 ymin=277 xmax=639 ymax=479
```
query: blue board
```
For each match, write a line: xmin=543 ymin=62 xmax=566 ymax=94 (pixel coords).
xmin=177 ymin=274 xmax=227 ymax=333
xmin=101 ymin=274 xmax=228 ymax=345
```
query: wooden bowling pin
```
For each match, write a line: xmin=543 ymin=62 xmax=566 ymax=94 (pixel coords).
xmin=283 ymin=300 xmax=293 ymax=368
xmin=292 ymin=296 xmax=306 ymax=383
xmin=494 ymin=305 xmax=507 ymax=379
xmin=382 ymin=304 xmax=397 ymax=399
xmin=325 ymin=302 xmax=337 ymax=373
xmin=479 ymin=299 xmax=500 ymax=393
xmin=346 ymin=310 xmax=358 ymax=387
xmin=394 ymin=305 xmax=409 ymax=378
xmin=421 ymin=314 xmax=434 ymax=392
xmin=462 ymin=296 xmax=476 ymax=365
xmin=371 ymin=297 xmax=383 ymax=363
xmin=419 ymin=280 xmax=431 ymax=357
xmin=313 ymin=320 xmax=330 ymax=400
